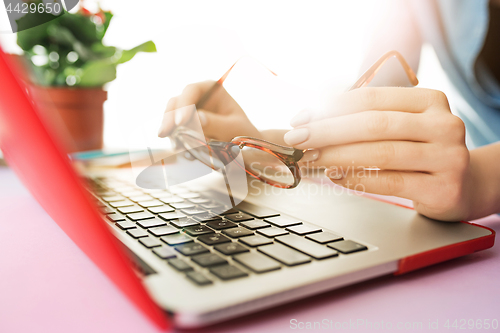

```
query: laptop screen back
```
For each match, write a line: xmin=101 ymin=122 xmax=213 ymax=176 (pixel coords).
xmin=0 ymin=45 xmax=169 ymax=329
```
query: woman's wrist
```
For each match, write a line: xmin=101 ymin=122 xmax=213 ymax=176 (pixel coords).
xmin=464 ymin=144 xmax=500 ymax=220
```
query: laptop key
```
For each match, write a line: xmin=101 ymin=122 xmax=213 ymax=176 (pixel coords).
xmin=191 ymin=253 xmax=227 ymax=267
xmin=136 ymin=218 xmax=167 ymax=228
xmin=127 ymin=212 xmax=155 ymax=221
xmin=240 ymin=220 xmax=271 ymax=230
xmin=178 ymin=192 xmax=200 ymax=199
xmin=222 ymin=227 xmax=254 ymax=238
xmin=117 ymin=205 xmax=144 ymax=214
xmin=138 ymin=200 xmax=163 ymax=208
xmin=258 ymin=243 xmax=311 ymax=266
xmin=153 ymin=246 xmax=177 ymax=259
xmin=169 ymin=219 xmax=200 ymax=228
xmin=225 ymin=213 xmax=254 ymax=222
xmin=161 ymin=234 xmax=193 ymax=245
xmin=206 ymin=220 xmax=237 ymax=230
xmin=257 ymin=227 xmax=288 ymax=238
xmin=101 ymin=195 xmax=125 ymax=202
xmin=209 ymin=265 xmax=248 ymax=280
xmin=148 ymin=225 xmax=179 ymax=237
xmin=120 ymin=190 xmax=144 ymax=198
xmin=181 ymin=208 xmax=207 ymax=216
xmin=170 ymin=202 xmax=195 ymax=210
xmin=100 ymin=206 xmax=115 ymax=214
xmin=198 ymin=234 xmax=231 ymax=245
xmin=150 ymin=192 xmax=174 ymax=199
xmin=109 ymin=200 xmax=134 ymax=208
xmin=189 ymin=198 xmax=210 ymax=204
xmin=233 ymin=252 xmax=281 ymax=273
xmin=239 ymin=235 xmax=273 ymax=247
xmin=128 ymin=195 xmax=153 ymax=202
xmin=306 ymin=232 xmax=343 ymax=244
xmin=327 ymin=240 xmax=367 ymax=254
xmin=193 ymin=213 xmax=222 ymax=223
xmin=220 ymin=208 xmax=239 ymax=215
xmin=264 ymin=216 xmax=302 ymax=228
xmin=95 ymin=190 xmax=115 ymax=197
xmin=147 ymin=205 xmax=175 ymax=214
xmin=158 ymin=212 xmax=187 ymax=221
xmin=236 ymin=202 xmax=280 ymax=218
xmin=127 ymin=228 xmax=149 ymax=238
xmin=286 ymin=224 xmax=322 ymax=236
xmin=184 ymin=225 xmax=215 ymax=237
xmin=214 ymin=242 xmax=249 ymax=255
xmin=275 ymin=234 xmax=338 ymax=259
xmin=116 ymin=220 xmax=136 ymax=230
xmin=107 ymin=213 xmax=126 ymax=222
xmin=139 ymin=237 xmax=163 ymax=248
xmin=175 ymin=243 xmax=209 ymax=256
xmin=159 ymin=197 xmax=184 ymax=204
xmin=186 ymin=271 xmax=213 ymax=286
xmin=200 ymin=203 xmax=223 ymax=210
xmin=168 ymin=258 xmax=193 ymax=272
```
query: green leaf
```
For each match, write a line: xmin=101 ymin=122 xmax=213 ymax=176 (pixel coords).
xmin=78 ymin=59 xmax=116 ymax=87
xmin=46 ymin=25 xmax=94 ymax=60
xmin=58 ymin=13 xmax=101 ymax=45
xmin=15 ymin=4 xmax=62 ymax=48
xmin=117 ymin=41 xmax=156 ymax=64
xmin=101 ymin=11 xmax=113 ymax=37
xmin=17 ymin=16 xmax=56 ymax=51
xmin=91 ymin=43 xmax=116 ymax=58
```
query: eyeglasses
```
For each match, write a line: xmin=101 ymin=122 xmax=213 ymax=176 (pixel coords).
xmin=172 ymin=125 xmax=305 ymax=188
xmin=172 ymin=50 xmax=418 ymax=189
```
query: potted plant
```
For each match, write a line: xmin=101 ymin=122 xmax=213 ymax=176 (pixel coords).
xmin=15 ymin=2 xmax=156 ymax=152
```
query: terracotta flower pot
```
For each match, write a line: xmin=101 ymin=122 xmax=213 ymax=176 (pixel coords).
xmin=29 ymin=86 xmax=107 ymax=153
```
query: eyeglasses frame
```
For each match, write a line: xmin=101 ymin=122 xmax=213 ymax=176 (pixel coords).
xmin=174 ymin=50 xmax=418 ymax=189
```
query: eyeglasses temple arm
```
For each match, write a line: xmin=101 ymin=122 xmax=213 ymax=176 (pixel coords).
xmin=349 ymin=50 xmax=418 ymax=91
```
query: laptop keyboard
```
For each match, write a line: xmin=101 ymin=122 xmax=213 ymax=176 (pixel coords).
xmin=88 ymin=177 xmax=368 ymax=286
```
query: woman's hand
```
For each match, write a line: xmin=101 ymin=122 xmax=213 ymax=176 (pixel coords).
xmin=158 ymin=80 xmax=262 ymax=142
xmin=284 ymin=87 xmax=474 ymax=221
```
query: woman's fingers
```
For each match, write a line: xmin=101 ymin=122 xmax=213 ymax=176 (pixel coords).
xmin=290 ymin=87 xmax=450 ymax=126
xmin=308 ymin=141 xmax=439 ymax=172
xmin=325 ymin=168 xmax=433 ymax=202
xmin=285 ymin=111 xmax=431 ymax=149
xmin=158 ymin=97 xmax=177 ymax=137
xmin=196 ymin=110 xmax=236 ymax=141
xmin=199 ymin=110 xmax=261 ymax=141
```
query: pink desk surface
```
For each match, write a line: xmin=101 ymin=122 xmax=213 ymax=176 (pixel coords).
xmin=1 ymin=166 xmax=499 ymax=333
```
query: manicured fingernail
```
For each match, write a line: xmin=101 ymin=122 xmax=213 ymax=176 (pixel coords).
xmin=302 ymin=149 xmax=319 ymax=162
xmin=174 ymin=109 xmax=184 ymax=125
xmin=175 ymin=107 xmax=194 ymax=126
xmin=284 ymin=128 xmax=310 ymax=146
xmin=158 ymin=126 xmax=168 ymax=138
xmin=198 ymin=111 xmax=207 ymax=126
xmin=290 ymin=110 xmax=311 ymax=127
xmin=325 ymin=168 xmax=343 ymax=180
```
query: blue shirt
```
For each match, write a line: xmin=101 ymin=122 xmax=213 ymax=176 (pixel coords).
xmin=413 ymin=0 xmax=500 ymax=148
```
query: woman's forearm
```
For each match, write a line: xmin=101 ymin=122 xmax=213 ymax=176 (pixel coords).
xmin=466 ymin=143 xmax=500 ymax=219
